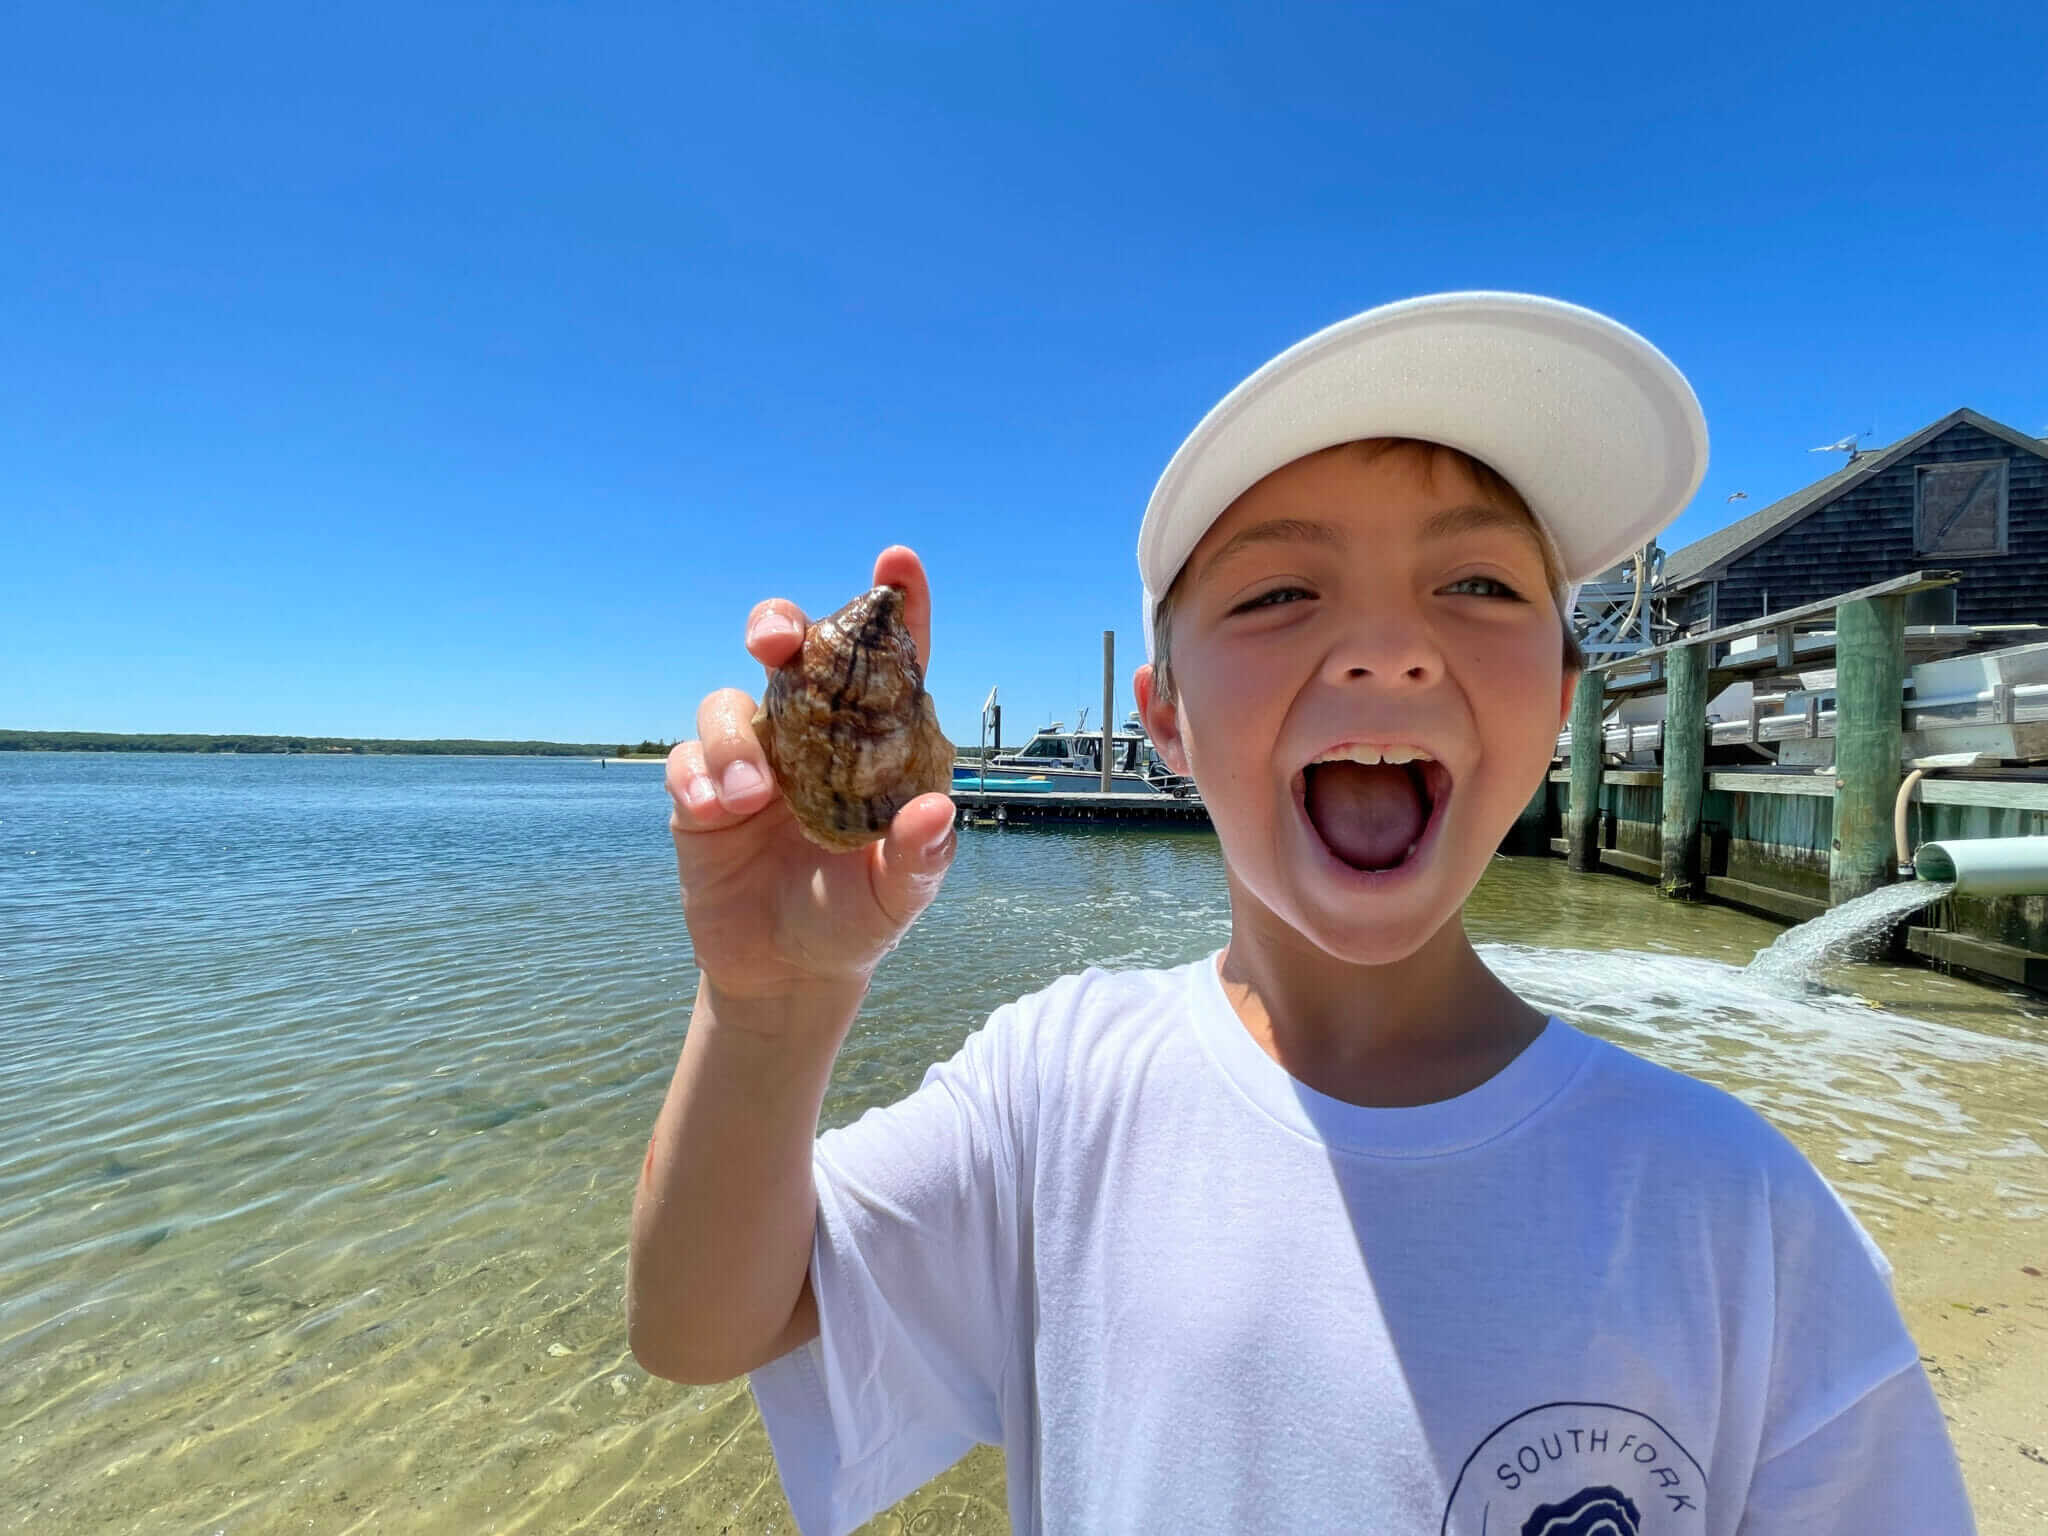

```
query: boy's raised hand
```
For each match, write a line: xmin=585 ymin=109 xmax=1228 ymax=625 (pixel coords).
xmin=666 ymin=546 xmax=956 ymax=1007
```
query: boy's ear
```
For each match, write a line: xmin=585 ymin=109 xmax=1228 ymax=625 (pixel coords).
xmin=1134 ymin=664 xmax=1190 ymax=777
xmin=1556 ymin=666 xmax=1581 ymax=733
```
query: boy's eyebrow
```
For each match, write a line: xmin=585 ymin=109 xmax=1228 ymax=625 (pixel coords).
xmin=1196 ymin=518 xmax=1345 ymax=581
xmin=1197 ymin=504 xmax=1543 ymax=584
xmin=1419 ymin=502 xmax=1547 ymax=550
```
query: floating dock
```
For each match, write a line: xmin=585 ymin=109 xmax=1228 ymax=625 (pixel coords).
xmin=953 ymin=788 xmax=1211 ymax=829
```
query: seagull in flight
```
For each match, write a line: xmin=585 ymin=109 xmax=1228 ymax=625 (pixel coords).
xmin=1725 ymin=491 xmax=1749 ymax=502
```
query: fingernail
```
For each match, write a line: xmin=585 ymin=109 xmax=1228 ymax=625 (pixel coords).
xmin=924 ymin=824 xmax=956 ymax=859
xmin=720 ymin=760 xmax=764 ymax=800
xmin=748 ymin=614 xmax=795 ymax=646
xmin=684 ymin=774 xmax=717 ymax=811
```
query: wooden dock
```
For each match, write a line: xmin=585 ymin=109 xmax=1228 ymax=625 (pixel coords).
xmin=1533 ymin=568 xmax=2048 ymax=993
xmin=953 ymin=788 xmax=1211 ymax=829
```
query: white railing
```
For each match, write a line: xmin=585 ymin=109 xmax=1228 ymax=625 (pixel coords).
xmin=1554 ymin=681 xmax=2048 ymax=759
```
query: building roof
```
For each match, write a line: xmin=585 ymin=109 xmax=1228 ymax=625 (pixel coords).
xmin=1661 ymin=408 xmax=2048 ymax=590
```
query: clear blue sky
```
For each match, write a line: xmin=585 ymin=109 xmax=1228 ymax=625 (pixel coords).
xmin=5 ymin=3 xmax=2043 ymax=746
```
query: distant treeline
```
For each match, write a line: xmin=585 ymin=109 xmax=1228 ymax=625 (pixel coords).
xmin=0 ymin=730 xmax=650 ymax=757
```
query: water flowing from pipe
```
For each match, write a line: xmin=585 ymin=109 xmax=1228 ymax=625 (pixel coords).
xmin=1744 ymin=879 xmax=1954 ymax=992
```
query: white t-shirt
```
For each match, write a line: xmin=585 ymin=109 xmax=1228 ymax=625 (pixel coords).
xmin=751 ymin=955 xmax=1974 ymax=1535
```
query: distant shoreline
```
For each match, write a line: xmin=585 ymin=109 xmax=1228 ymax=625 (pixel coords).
xmin=0 ymin=729 xmax=658 ymax=758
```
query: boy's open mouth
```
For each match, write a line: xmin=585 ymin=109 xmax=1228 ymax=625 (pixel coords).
xmin=1299 ymin=748 xmax=1451 ymax=873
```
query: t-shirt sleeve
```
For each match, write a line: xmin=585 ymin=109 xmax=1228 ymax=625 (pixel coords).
xmin=750 ymin=998 xmax=1035 ymax=1536
xmin=1736 ymin=1147 xmax=1976 ymax=1532
xmin=1737 ymin=1361 xmax=1974 ymax=1533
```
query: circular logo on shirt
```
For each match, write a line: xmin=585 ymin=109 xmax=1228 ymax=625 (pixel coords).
xmin=1440 ymin=1402 xmax=1705 ymax=1535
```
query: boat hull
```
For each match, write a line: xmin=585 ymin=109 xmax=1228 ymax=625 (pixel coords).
xmin=951 ymin=764 xmax=1164 ymax=795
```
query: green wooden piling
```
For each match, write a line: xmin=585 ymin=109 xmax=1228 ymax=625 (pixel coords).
xmin=1829 ymin=594 xmax=1906 ymax=907
xmin=1659 ymin=642 xmax=1708 ymax=899
xmin=1566 ymin=669 xmax=1605 ymax=873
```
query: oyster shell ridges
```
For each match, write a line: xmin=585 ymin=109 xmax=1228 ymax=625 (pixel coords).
xmin=752 ymin=585 xmax=954 ymax=852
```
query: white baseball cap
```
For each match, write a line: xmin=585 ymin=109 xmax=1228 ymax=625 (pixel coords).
xmin=1138 ymin=291 xmax=1708 ymax=657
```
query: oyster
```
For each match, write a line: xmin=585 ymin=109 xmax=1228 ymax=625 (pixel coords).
xmin=752 ymin=585 xmax=954 ymax=852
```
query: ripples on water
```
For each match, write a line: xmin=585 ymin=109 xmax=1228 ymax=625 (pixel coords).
xmin=2 ymin=754 xmax=2043 ymax=1533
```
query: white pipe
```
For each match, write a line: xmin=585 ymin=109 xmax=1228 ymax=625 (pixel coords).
xmin=1913 ymin=836 xmax=2048 ymax=896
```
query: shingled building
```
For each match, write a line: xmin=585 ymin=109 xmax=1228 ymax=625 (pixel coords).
xmin=1661 ymin=408 xmax=2048 ymax=633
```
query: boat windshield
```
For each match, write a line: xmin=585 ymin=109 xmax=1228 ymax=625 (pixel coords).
xmin=1008 ymin=731 xmax=1158 ymax=775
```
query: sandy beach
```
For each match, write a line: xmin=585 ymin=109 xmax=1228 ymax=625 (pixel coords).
xmin=1888 ymin=1186 xmax=2048 ymax=1529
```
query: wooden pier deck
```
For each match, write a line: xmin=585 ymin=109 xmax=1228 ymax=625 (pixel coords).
xmin=953 ymin=788 xmax=1211 ymax=829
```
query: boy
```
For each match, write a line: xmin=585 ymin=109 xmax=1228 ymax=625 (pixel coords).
xmin=629 ymin=293 xmax=1974 ymax=1533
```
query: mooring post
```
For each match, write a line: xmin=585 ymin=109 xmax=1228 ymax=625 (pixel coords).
xmin=1659 ymin=641 xmax=1709 ymax=899
xmin=1566 ymin=668 xmax=1605 ymax=873
xmin=1829 ymin=594 xmax=1906 ymax=907
xmin=1100 ymin=630 xmax=1114 ymax=795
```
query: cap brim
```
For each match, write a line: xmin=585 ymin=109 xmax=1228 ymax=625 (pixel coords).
xmin=1138 ymin=292 xmax=1707 ymax=654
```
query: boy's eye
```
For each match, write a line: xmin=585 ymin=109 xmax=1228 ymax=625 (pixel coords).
xmin=1230 ymin=586 xmax=1312 ymax=614
xmin=1440 ymin=575 xmax=1525 ymax=600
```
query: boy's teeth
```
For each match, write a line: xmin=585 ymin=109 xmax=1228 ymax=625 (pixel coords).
xmin=1310 ymin=745 xmax=1434 ymax=767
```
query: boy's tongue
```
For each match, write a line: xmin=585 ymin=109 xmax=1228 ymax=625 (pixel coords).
xmin=1304 ymin=761 xmax=1426 ymax=870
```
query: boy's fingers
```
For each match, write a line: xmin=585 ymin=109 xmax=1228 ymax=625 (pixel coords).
xmin=664 ymin=740 xmax=727 ymax=832
xmin=869 ymin=792 xmax=957 ymax=929
xmin=745 ymin=599 xmax=809 ymax=675
xmin=695 ymin=688 xmax=778 ymax=816
xmin=871 ymin=546 xmax=933 ymax=669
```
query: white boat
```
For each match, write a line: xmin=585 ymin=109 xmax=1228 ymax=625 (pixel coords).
xmin=954 ymin=711 xmax=1198 ymax=797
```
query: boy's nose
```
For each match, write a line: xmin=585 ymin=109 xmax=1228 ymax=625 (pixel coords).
xmin=1320 ymin=609 xmax=1445 ymax=689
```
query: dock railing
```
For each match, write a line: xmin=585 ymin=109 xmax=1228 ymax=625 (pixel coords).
xmin=1591 ymin=569 xmax=1963 ymax=696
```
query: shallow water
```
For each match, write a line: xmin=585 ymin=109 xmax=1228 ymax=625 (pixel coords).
xmin=3 ymin=754 xmax=2045 ymax=1533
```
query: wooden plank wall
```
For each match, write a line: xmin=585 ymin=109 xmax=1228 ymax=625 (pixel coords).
xmin=1690 ymin=423 xmax=2047 ymax=630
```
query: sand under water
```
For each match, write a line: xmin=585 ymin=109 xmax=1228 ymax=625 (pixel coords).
xmin=4 ymin=753 xmax=2044 ymax=1533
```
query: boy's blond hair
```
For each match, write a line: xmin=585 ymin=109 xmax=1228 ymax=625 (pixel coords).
xmin=1148 ymin=438 xmax=1585 ymax=701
